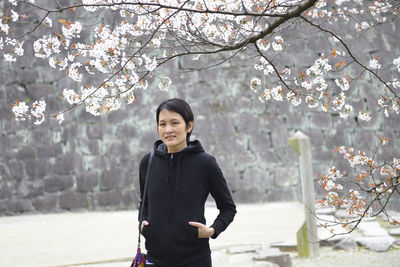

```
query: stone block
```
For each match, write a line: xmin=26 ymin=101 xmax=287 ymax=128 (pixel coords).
xmin=17 ymin=180 xmax=43 ymax=198
xmin=33 ymin=195 xmax=58 ymax=213
xmin=44 ymin=175 xmax=74 ymax=193
xmin=8 ymin=199 xmax=34 ymax=214
xmin=16 ymin=69 xmax=39 ymax=85
xmin=233 ymin=187 xmax=266 ymax=203
xmin=266 ymin=187 xmax=298 ymax=202
xmin=274 ymin=147 xmax=297 ymax=165
xmin=253 ymin=251 xmax=292 ymax=267
xmin=60 ymin=125 xmax=79 ymax=144
xmin=96 ymin=190 xmax=123 ymax=207
xmin=193 ymin=114 xmax=213 ymax=136
xmin=325 ymin=129 xmax=347 ymax=148
xmin=248 ymin=132 xmax=272 ymax=153
xmin=243 ymin=167 xmax=271 ymax=189
xmin=139 ymin=131 xmax=159 ymax=150
xmin=0 ymin=107 xmax=12 ymax=121
xmin=333 ymin=237 xmax=359 ymax=251
xmin=357 ymin=221 xmax=389 ymax=237
xmin=100 ymin=168 xmax=125 ymax=190
xmin=16 ymin=146 xmax=37 ymax=161
xmin=106 ymin=142 xmax=131 ymax=156
xmin=88 ymin=139 xmax=100 ymax=155
xmin=59 ymin=192 xmax=88 ymax=210
xmin=227 ymin=244 xmax=261 ymax=254
xmin=122 ymin=189 xmax=140 ymax=208
xmin=116 ymin=124 xmax=137 ymax=140
xmin=271 ymin=130 xmax=293 ymax=148
xmin=25 ymin=83 xmax=55 ymax=100
xmin=235 ymin=113 xmax=262 ymax=135
xmin=388 ymin=228 xmax=400 ymax=236
xmin=76 ymin=171 xmax=99 ymax=192
xmin=25 ymin=159 xmax=52 ymax=180
xmin=309 ymin=112 xmax=332 ymax=130
xmin=356 ymin=236 xmax=395 ymax=252
xmin=107 ymin=108 xmax=129 ymax=124
xmin=351 ymin=130 xmax=376 ymax=151
xmin=252 ymin=262 xmax=279 ymax=267
xmin=54 ymin=153 xmax=83 ymax=175
xmin=87 ymin=123 xmax=104 ymax=139
xmin=273 ymin=166 xmax=298 ymax=188
xmin=37 ymin=144 xmax=63 ymax=159
xmin=0 ymin=183 xmax=13 ymax=200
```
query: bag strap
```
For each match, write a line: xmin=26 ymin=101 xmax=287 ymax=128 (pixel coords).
xmin=137 ymin=152 xmax=154 ymax=247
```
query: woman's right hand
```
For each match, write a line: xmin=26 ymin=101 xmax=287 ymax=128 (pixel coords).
xmin=141 ymin=220 xmax=149 ymax=233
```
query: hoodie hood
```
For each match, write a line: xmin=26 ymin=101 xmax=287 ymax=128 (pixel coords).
xmin=153 ymin=139 xmax=205 ymax=190
xmin=153 ymin=139 xmax=205 ymax=156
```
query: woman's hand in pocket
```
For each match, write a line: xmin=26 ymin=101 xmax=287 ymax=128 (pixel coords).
xmin=188 ymin=222 xmax=215 ymax=238
xmin=141 ymin=220 xmax=149 ymax=233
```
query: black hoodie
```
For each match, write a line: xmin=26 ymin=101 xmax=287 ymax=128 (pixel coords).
xmin=139 ymin=140 xmax=237 ymax=266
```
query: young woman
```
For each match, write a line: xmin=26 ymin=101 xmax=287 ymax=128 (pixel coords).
xmin=138 ymin=98 xmax=237 ymax=267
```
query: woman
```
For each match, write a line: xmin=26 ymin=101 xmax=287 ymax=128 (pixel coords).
xmin=139 ymin=98 xmax=237 ymax=267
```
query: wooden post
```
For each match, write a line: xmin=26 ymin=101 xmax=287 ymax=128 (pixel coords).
xmin=289 ymin=131 xmax=319 ymax=257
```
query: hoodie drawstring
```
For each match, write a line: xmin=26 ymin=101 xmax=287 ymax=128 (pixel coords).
xmin=176 ymin=159 xmax=181 ymax=191
xmin=164 ymin=154 xmax=169 ymax=184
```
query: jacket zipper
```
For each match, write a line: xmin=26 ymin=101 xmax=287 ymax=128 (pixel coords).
xmin=166 ymin=153 xmax=174 ymax=252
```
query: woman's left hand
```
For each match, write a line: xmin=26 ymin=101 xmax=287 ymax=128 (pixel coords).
xmin=188 ymin=221 xmax=215 ymax=238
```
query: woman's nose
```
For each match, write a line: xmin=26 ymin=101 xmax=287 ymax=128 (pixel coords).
xmin=165 ymin=124 xmax=173 ymax=132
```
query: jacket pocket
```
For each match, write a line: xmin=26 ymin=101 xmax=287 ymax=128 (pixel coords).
xmin=142 ymin=223 xmax=168 ymax=254
xmin=173 ymin=220 xmax=200 ymax=247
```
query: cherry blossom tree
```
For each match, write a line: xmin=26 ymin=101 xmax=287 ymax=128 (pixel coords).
xmin=1 ymin=0 xmax=399 ymax=233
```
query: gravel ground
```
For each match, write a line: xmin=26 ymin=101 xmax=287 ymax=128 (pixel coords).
xmin=291 ymin=246 xmax=400 ymax=267
xmin=74 ymin=246 xmax=400 ymax=267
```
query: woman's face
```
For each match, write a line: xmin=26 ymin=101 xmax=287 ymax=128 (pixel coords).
xmin=158 ymin=109 xmax=193 ymax=153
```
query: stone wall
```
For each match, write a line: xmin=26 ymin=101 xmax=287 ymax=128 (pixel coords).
xmin=1 ymin=5 xmax=399 ymax=215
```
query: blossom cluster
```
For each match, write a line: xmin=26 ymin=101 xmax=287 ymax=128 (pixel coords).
xmin=1 ymin=0 xmax=399 ymax=124
xmin=317 ymin=139 xmax=399 ymax=224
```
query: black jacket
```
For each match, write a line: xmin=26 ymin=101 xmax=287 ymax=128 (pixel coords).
xmin=139 ymin=140 xmax=236 ymax=266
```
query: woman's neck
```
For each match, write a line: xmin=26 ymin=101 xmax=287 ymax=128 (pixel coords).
xmin=167 ymin=143 xmax=187 ymax=153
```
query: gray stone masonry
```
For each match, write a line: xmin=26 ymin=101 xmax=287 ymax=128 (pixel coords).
xmin=1 ymin=4 xmax=400 ymax=214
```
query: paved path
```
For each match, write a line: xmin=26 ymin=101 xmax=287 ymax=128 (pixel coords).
xmin=0 ymin=202 xmax=304 ymax=267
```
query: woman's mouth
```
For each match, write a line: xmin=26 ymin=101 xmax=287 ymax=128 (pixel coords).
xmin=166 ymin=136 xmax=175 ymax=141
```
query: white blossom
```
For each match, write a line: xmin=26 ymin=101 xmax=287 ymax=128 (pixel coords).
xmin=31 ymin=100 xmax=46 ymax=125
xmin=43 ymin=17 xmax=52 ymax=27
xmin=143 ymin=54 xmax=157 ymax=71
xmin=272 ymin=36 xmax=284 ymax=51
xmin=256 ymin=39 xmax=270 ymax=51
xmin=158 ymin=76 xmax=172 ymax=92
xmin=11 ymin=10 xmax=19 ymax=22
xmin=250 ymin=77 xmax=261 ymax=92
xmin=339 ymin=104 xmax=353 ymax=118
xmin=68 ymin=62 xmax=83 ymax=82
xmin=0 ymin=21 xmax=10 ymax=34
xmin=4 ymin=53 xmax=16 ymax=62
xmin=335 ymin=77 xmax=351 ymax=91
xmin=393 ymin=56 xmax=400 ymax=72
xmin=56 ymin=113 xmax=65 ymax=124
xmin=12 ymin=101 xmax=30 ymax=121
xmin=369 ymin=58 xmax=381 ymax=69
xmin=358 ymin=111 xmax=372 ymax=121
xmin=63 ymin=89 xmax=81 ymax=105
xmin=272 ymin=86 xmax=284 ymax=101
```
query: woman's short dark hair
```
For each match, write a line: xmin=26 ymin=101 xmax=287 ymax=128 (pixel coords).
xmin=156 ymin=98 xmax=194 ymax=143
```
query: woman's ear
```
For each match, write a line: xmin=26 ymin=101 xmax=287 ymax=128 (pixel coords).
xmin=187 ymin=120 xmax=194 ymax=133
